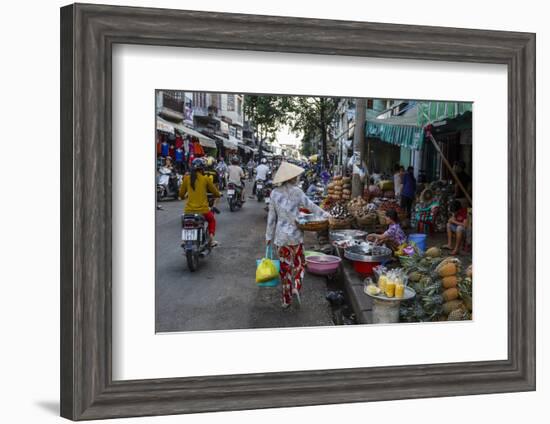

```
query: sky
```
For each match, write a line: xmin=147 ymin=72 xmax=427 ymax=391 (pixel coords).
xmin=274 ymin=124 xmax=302 ymax=147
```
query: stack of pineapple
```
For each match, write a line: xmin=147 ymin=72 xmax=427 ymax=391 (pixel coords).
xmin=399 ymin=248 xmax=473 ymax=322
xmin=434 ymin=258 xmax=472 ymax=321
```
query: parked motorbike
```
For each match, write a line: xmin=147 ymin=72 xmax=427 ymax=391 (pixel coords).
xmin=181 ymin=213 xmax=213 ymax=272
xmin=226 ymin=182 xmax=243 ymax=212
xmin=156 ymin=167 xmax=181 ymax=201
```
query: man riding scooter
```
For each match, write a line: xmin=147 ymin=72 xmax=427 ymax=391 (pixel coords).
xmin=253 ymin=157 xmax=270 ymax=200
xmin=215 ymin=157 xmax=228 ymax=191
xmin=246 ymin=158 xmax=256 ymax=181
xmin=227 ymin=156 xmax=246 ymax=204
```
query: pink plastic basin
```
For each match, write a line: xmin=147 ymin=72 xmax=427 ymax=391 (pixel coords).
xmin=306 ymin=255 xmax=342 ymax=275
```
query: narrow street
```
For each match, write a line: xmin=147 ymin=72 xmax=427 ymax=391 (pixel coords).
xmin=155 ymin=183 xmax=333 ymax=332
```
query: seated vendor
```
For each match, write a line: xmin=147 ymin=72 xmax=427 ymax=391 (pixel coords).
xmin=413 ymin=188 xmax=440 ymax=232
xmin=367 ymin=209 xmax=406 ymax=251
xmin=444 ymin=200 xmax=468 ymax=255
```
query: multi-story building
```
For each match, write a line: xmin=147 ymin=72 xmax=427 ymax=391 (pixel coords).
xmin=220 ymin=94 xmax=244 ymax=144
xmin=155 ymin=90 xmax=218 ymax=153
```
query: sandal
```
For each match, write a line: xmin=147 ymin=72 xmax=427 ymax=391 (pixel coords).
xmin=292 ymin=289 xmax=302 ymax=307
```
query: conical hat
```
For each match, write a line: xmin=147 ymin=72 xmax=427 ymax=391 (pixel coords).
xmin=272 ymin=161 xmax=305 ymax=185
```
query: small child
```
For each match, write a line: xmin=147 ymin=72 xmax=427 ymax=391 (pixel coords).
xmin=444 ymin=200 xmax=468 ymax=255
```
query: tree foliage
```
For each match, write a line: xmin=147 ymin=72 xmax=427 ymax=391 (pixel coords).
xmin=287 ymin=97 xmax=339 ymax=167
xmin=243 ymin=95 xmax=292 ymax=142
xmin=243 ymin=95 xmax=340 ymax=165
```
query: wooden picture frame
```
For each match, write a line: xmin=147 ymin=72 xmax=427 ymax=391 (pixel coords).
xmin=60 ymin=3 xmax=536 ymax=420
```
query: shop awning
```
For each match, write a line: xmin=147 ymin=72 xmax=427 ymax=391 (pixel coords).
xmin=366 ymin=122 xmax=424 ymax=150
xmin=221 ymin=138 xmax=237 ymax=150
xmin=365 ymin=101 xmax=472 ymax=150
xmin=417 ymin=102 xmax=473 ymax=127
xmin=156 ymin=117 xmax=175 ymax=134
xmin=175 ymin=124 xmax=217 ymax=149
xmin=365 ymin=104 xmax=424 ymax=150
xmin=238 ymin=143 xmax=254 ymax=153
xmin=157 ymin=117 xmax=217 ymax=149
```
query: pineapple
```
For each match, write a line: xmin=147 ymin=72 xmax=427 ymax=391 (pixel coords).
xmin=447 ymin=307 xmax=471 ymax=321
xmin=408 ymin=271 xmax=423 ymax=282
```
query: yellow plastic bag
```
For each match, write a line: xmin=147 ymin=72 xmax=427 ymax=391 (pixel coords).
xmin=256 ymin=256 xmax=279 ymax=283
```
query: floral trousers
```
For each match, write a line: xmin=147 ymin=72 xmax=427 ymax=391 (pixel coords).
xmin=277 ymin=244 xmax=305 ymax=306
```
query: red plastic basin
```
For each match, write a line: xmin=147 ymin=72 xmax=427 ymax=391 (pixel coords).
xmin=352 ymin=260 xmax=380 ymax=276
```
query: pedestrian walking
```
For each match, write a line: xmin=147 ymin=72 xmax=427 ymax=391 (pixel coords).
xmin=401 ymin=166 xmax=416 ymax=218
xmin=393 ymin=164 xmax=404 ymax=197
xmin=266 ymin=162 xmax=330 ymax=308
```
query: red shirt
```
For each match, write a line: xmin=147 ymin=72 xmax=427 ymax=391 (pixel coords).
xmin=455 ymin=208 xmax=468 ymax=223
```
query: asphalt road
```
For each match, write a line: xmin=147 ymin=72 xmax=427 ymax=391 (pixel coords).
xmin=155 ymin=183 xmax=333 ymax=332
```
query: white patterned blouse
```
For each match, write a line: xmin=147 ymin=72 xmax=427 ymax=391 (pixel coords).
xmin=266 ymin=182 xmax=330 ymax=247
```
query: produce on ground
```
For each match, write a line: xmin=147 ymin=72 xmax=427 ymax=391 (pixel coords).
xmin=425 ymin=247 xmax=441 ymax=258
xmin=399 ymin=248 xmax=472 ymax=323
xmin=442 ymin=275 xmax=458 ymax=289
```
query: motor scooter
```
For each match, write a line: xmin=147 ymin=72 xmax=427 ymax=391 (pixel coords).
xmin=256 ymin=179 xmax=266 ymax=202
xmin=181 ymin=213 xmax=212 ymax=272
xmin=263 ymin=179 xmax=273 ymax=213
xmin=217 ymin=169 xmax=227 ymax=191
xmin=226 ymin=182 xmax=243 ymax=212
xmin=157 ymin=167 xmax=181 ymax=201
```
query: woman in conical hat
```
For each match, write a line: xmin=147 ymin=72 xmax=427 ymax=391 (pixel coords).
xmin=266 ymin=162 xmax=330 ymax=309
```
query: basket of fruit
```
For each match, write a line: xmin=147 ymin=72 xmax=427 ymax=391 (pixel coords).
xmin=296 ymin=208 xmax=329 ymax=232
xmin=296 ymin=219 xmax=329 ymax=232
xmin=328 ymin=203 xmax=354 ymax=229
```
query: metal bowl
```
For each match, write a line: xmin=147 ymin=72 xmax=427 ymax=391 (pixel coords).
xmin=344 ymin=244 xmax=392 ymax=263
xmin=329 ymin=229 xmax=368 ymax=242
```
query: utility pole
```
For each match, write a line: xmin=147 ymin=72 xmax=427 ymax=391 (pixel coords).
xmin=320 ymin=98 xmax=328 ymax=169
xmin=351 ymin=98 xmax=366 ymax=198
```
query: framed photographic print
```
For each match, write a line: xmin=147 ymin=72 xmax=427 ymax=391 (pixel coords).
xmin=60 ymin=3 xmax=536 ymax=420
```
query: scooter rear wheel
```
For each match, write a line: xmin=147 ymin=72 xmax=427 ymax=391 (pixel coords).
xmin=186 ymin=251 xmax=199 ymax=272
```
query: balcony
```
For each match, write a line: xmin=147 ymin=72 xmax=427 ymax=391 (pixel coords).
xmin=158 ymin=106 xmax=183 ymax=123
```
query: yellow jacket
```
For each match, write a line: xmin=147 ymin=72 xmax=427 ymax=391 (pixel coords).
xmin=179 ymin=172 xmax=220 ymax=214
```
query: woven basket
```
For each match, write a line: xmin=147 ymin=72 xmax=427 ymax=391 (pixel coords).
xmin=296 ymin=220 xmax=329 ymax=232
xmin=328 ymin=216 xmax=354 ymax=230
xmin=356 ymin=214 xmax=379 ymax=227
xmin=377 ymin=210 xmax=387 ymax=225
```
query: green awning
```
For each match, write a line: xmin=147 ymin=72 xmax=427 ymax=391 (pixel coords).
xmin=364 ymin=101 xmax=472 ymax=150
xmin=417 ymin=102 xmax=473 ymax=127
xmin=366 ymin=121 xmax=424 ymax=150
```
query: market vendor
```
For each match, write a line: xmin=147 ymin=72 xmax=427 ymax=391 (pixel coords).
xmin=266 ymin=161 xmax=330 ymax=309
xmin=367 ymin=209 xmax=406 ymax=251
xmin=413 ymin=188 xmax=440 ymax=233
